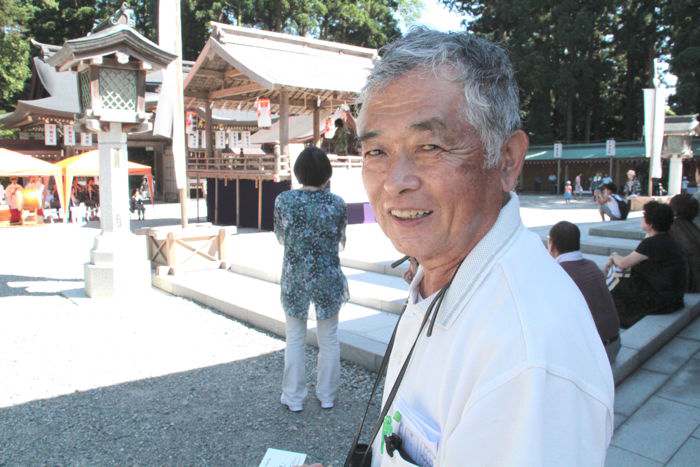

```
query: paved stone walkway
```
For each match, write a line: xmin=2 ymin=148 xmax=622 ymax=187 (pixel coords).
xmin=0 ymin=197 xmax=696 ymax=465
xmin=607 ymin=317 xmax=700 ymax=466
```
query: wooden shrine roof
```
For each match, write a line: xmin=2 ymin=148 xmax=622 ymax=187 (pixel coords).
xmin=184 ymin=23 xmax=378 ymax=114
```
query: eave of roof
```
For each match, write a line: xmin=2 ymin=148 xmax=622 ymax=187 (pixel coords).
xmin=48 ymin=24 xmax=176 ymax=71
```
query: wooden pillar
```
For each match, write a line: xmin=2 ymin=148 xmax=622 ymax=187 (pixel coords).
xmin=257 ymin=178 xmax=263 ymax=231
xmin=196 ymin=174 xmax=200 ymax=223
xmin=205 ymin=101 xmax=214 ymax=163
xmin=279 ymin=88 xmax=290 ymax=158
xmin=615 ymin=159 xmax=621 ymax=186
xmin=609 ymin=157 xmax=613 ymax=179
xmin=564 ymin=163 xmax=569 ymax=185
xmin=214 ymin=178 xmax=219 ymax=225
xmin=235 ymin=178 xmax=240 ymax=227
xmin=313 ymin=99 xmax=321 ymax=147
xmin=218 ymin=228 xmax=227 ymax=269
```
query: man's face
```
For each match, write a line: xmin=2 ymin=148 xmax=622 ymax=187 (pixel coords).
xmin=358 ymin=69 xmax=511 ymax=265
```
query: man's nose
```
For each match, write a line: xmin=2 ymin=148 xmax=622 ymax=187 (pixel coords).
xmin=383 ymin=154 xmax=420 ymax=195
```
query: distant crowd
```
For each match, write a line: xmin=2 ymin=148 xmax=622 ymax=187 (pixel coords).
xmin=547 ymin=168 xmax=700 ymax=364
xmin=0 ymin=176 xmax=151 ymax=224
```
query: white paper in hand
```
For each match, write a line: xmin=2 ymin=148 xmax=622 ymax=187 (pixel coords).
xmin=258 ymin=448 xmax=307 ymax=467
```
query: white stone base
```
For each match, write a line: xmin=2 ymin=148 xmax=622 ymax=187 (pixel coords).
xmin=84 ymin=231 xmax=152 ymax=298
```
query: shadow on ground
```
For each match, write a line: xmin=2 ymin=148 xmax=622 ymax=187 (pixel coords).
xmin=0 ymin=350 xmax=380 ymax=465
xmin=0 ymin=275 xmax=84 ymax=298
xmin=518 ymin=194 xmax=598 ymax=210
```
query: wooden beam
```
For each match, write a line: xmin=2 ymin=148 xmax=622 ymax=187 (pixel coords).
xmin=209 ymin=83 xmax=264 ymax=100
xmin=225 ymin=69 xmax=245 ymax=79
xmin=184 ymin=90 xmax=209 ymax=100
xmin=279 ymin=87 xmax=290 ymax=158
xmin=313 ymin=100 xmax=321 ymax=147
xmin=203 ymin=93 xmax=351 ymax=110
xmin=196 ymin=68 xmax=224 ymax=80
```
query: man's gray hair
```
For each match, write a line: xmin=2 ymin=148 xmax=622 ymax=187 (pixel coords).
xmin=361 ymin=27 xmax=521 ymax=168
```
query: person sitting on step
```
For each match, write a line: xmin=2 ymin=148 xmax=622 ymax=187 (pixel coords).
xmin=548 ymin=221 xmax=621 ymax=363
xmin=669 ymin=194 xmax=700 ymax=293
xmin=605 ymin=201 xmax=686 ymax=328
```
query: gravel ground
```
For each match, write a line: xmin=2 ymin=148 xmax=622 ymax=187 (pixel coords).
xmin=0 ymin=207 xmax=380 ymax=466
xmin=0 ymin=292 xmax=381 ymax=466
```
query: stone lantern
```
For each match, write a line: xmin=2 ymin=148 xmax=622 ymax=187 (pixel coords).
xmin=48 ymin=4 xmax=176 ymax=298
xmin=663 ymin=115 xmax=700 ymax=196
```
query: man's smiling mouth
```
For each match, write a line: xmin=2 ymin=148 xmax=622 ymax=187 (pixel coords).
xmin=389 ymin=209 xmax=433 ymax=220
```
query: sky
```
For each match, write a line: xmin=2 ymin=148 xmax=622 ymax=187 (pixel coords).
xmin=402 ymin=0 xmax=471 ymax=33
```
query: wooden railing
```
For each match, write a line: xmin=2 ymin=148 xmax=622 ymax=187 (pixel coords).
xmin=187 ymin=151 xmax=362 ymax=179
xmin=187 ymin=150 xmax=291 ymax=178
xmin=327 ymin=153 xmax=363 ymax=169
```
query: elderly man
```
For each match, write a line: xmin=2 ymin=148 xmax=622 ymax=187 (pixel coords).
xmin=343 ymin=28 xmax=614 ymax=467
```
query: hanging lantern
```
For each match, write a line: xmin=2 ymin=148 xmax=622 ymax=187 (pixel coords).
xmin=44 ymin=123 xmax=57 ymax=146
xmin=63 ymin=124 xmax=76 ymax=146
xmin=255 ymin=98 xmax=272 ymax=128
xmin=80 ymin=132 xmax=93 ymax=146
xmin=215 ymin=130 xmax=226 ymax=149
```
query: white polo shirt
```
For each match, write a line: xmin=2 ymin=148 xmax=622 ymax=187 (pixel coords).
xmin=373 ymin=193 xmax=614 ymax=466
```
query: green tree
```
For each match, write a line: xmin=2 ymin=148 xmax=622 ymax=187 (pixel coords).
xmin=443 ymin=0 xmax=666 ymax=143
xmin=0 ymin=0 xmax=34 ymax=113
xmin=665 ymin=0 xmax=700 ymax=114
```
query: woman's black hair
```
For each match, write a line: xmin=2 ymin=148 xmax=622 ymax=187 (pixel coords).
xmin=670 ymin=193 xmax=699 ymax=222
xmin=294 ymin=146 xmax=332 ymax=187
xmin=334 ymin=118 xmax=344 ymax=128
xmin=643 ymin=200 xmax=674 ymax=232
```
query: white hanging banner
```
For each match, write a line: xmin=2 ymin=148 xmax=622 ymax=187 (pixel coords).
xmin=215 ymin=130 xmax=226 ymax=149
xmin=188 ymin=132 xmax=199 ymax=149
xmin=643 ymin=88 xmax=668 ymax=179
xmin=228 ymin=130 xmax=239 ymax=149
xmin=44 ymin=124 xmax=57 ymax=146
xmin=63 ymin=124 xmax=76 ymax=146
xmin=200 ymin=130 xmax=207 ymax=149
xmin=241 ymin=131 xmax=251 ymax=148
xmin=255 ymin=98 xmax=272 ymax=128
xmin=80 ymin=132 xmax=93 ymax=147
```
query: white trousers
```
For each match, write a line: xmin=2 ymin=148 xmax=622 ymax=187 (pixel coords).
xmin=281 ymin=314 xmax=340 ymax=406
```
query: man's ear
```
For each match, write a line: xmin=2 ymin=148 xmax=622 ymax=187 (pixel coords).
xmin=499 ymin=130 xmax=528 ymax=192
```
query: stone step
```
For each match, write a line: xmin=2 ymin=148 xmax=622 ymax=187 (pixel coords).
xmin=534 ymin=229 xmax=638 ymax=257
xmin=154 ymin=270 xmax=700 ymax=383
xmin=153 ymin=270 xmax=397 ymax=371
xmin=588 ymin=219 xmax=646 ymax=241
xmin=229 ymin=261 xmax=409 ymax=315
xmin=613 ymin=294 xmax=700 ymax=384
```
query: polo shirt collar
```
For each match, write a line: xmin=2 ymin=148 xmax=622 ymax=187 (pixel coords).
xmin=435 ymin=191 xmax=523 ymax=328
xmin=556 ymin=251 xmax=584 ymax=264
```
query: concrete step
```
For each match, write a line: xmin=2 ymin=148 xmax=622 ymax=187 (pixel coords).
xmin=230 ymin=261 xmax=409 ymax=315
xmin=613 ymin=294 xmax=700 ymax=384
xmin=588 ymin=219 xmax=646 ymax=241
xmin=153 ymin=270 xmax=397 ymax=371
xmin=153 ymin=270 xmax=700 ymax=384
xmin=534 ymin=228 xmax=638 ymax=257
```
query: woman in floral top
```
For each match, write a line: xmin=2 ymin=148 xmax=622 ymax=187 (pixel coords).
xmin=274 ymin=147 xmax=348 ymax=412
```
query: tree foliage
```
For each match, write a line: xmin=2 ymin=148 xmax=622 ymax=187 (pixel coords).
xmin=0 ymin=0 xmax=34 ymax=112
xmin=442 ymin=0 xmax=690 ymax=144
xmin=665 ymin=0 xmax=700 ymax=114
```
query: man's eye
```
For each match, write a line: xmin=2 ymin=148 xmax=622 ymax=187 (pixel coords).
xmin=364 ymin=149 xmax=385 ymax=158
xmin=419 ymin=144 xmax=440 ymax=152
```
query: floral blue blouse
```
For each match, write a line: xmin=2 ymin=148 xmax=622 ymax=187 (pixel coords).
xmin=274 ymin=188 xmax=349 ymax=320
